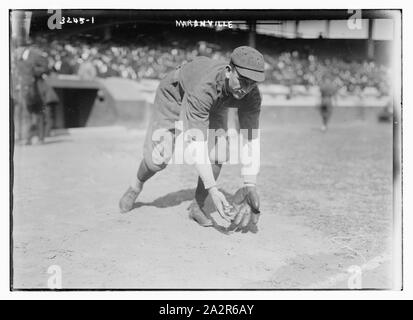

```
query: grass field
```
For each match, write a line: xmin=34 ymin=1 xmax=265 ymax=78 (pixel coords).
xmin=12 ymin=106 xmax=396 ymax=289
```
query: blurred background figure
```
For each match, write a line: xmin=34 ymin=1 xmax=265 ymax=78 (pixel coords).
xmin=377 ymin=82 xmax=393 ymax=123
xmin=318 ymin=73 xmax=338 ymax=132
xmin=78 ymin=56 xmax=97 ymax=80
xmin=17 ymin=44 xmax=59 ymax=144
xmin=11 ymin=10 xmax=59 ymax=145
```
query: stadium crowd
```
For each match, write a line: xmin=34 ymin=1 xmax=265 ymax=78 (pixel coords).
xmin=29 ymin=35 xmax=390 ymax=95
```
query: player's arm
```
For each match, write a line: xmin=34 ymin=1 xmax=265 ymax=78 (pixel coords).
xmin=238 ymin=87 xmax=261 ymax=186
xmin=240 ymin=136 xmax=260 ymax=185
xmin=181 ymin=86 xmax=216 ymax=188
xmin=227 ymin=88 xmax=262 ymax=231
xmin=181 ymin=86 xmax=232 ymax=220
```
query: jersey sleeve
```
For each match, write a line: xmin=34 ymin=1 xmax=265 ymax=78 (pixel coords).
xmin=238 ymin=86 xmax=262 ymax=140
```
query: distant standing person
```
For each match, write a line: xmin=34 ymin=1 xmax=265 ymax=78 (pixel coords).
xmin=318 ymin=74 xmax=338 ymax=132
xmin=20 ymin=46 xmax=59 ymax=144
xmin=355 ymin=85 xmax=366 ymax=121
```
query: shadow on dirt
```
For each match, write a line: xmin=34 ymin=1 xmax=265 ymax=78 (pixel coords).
xmin=14 ymin=138 xmax=72 ymax=147
xmin=41 ymin=139 xmax=72 ymax=145
xmin=132 ymin=188 xmax=235 ymax=210
xmin=131 ymin=188 xmax=257 ymax=234
xmin=132 ymin=188 xmax=196 ymax=209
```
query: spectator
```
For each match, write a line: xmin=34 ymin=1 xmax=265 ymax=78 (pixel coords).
xmin=18 ymin=45 xmax=59 ymax=144
xmin=78 ymin=57 xmax=97 ymax=80
xmin=30 ymin=34 xmax=390 ymax=96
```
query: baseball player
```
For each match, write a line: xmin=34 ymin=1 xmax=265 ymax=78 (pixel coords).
xmin=119 ymin=46 xmax=263 ymax=230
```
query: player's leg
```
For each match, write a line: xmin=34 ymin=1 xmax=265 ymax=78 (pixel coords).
xmin=320 ymin=104 xmax=328 ymax=131
xmin=13 ymin=98 xmax=22 ymax=142
xmin=29 ymin=111 xmax=44 ymax=144
xmin=44 ymin=104 xmax=53 ymax=138
xmin=20 ymin=101 xmax=33 ymax=145
xmin=119 ymin=124 xmax=176 ymax=213
xmin=324 ymin=102 xmax=333 ymax=130
xmin=37 ymin=109 xmax=46 ymax=143
xmin=119 ymin=73 xmax=181 ymax=213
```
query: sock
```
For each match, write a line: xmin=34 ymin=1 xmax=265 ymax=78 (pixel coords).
xmin=130 ymin=176 xmax=144 ymax=191
xmin=137 ymin=159 xmax=157 ymax=183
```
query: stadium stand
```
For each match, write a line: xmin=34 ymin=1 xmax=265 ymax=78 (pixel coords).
xmin=31 ymin=34 xmax=390 ymax=96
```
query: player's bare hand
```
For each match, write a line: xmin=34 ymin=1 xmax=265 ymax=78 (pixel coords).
xmin=208 ymin=187 xmax=233 ymax=222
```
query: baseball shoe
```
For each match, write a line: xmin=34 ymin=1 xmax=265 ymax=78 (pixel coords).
xmin=119 ymin=186 xmax=141 ymax=213
xmin=188 ymin=200 xmax=213 ymax=227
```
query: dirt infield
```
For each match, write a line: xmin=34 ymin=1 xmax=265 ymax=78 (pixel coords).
xmin=12 ymin=109 xmax=395 ymax=289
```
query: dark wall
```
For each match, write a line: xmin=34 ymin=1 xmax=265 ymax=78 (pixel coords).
xmin=54 ymin=88 xmax=98 ymax=128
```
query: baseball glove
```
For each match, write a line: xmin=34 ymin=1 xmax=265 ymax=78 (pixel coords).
xmin=228 ymin=185 xmax=261 ymax=233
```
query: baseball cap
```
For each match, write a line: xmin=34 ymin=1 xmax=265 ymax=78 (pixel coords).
xmin=230 ymin=46 xmax=265 ymax=82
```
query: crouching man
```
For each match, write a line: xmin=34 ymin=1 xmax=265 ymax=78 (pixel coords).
xmin=119 ymin=46 xmax=263 ymax=229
